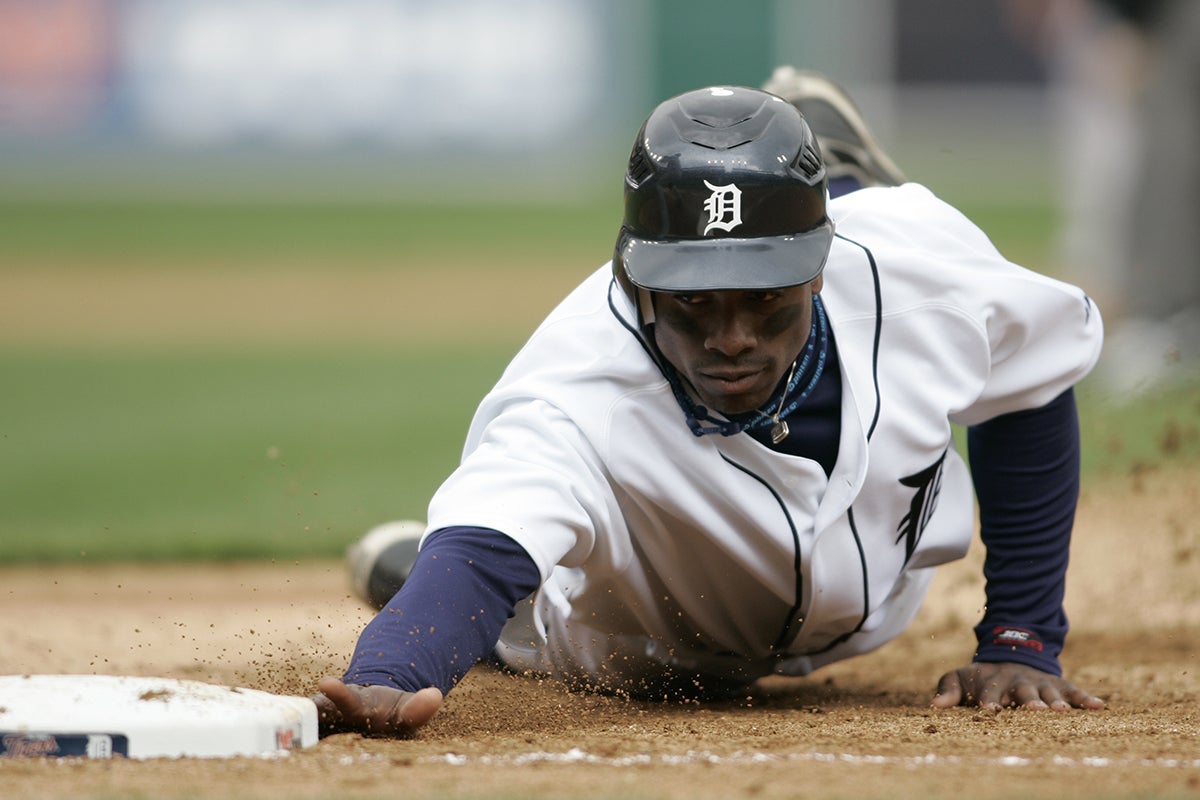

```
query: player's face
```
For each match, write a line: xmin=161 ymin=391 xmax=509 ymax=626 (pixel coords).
xmin=652 ymin=277 xmax=823 ymax=416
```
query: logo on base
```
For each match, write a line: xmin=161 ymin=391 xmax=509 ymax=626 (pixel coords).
xmin=1 ymin=732 xmax=126 ymax=758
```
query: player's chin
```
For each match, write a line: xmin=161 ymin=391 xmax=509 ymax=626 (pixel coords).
xmin=698 ymin=385 xmax=773 ymax=416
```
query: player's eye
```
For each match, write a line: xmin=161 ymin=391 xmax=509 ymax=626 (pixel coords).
xmin=670 ymin=292 xmax=708 ymax=305
xmin=747 ymin=291 xmax=782 ymax=304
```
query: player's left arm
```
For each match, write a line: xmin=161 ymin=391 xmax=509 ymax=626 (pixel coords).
xmin=932 ymin=387 xmax=1104 ymax=710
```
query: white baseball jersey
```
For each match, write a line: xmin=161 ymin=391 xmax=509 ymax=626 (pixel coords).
xmin=425 ymin=183 xmax=1103 ymax=694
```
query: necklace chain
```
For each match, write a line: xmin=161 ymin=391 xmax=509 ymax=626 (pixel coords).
xmin=757 ymin=358 xmax=797 ymax=443
xmin=749 ymin=296 xmax=827 ymax=443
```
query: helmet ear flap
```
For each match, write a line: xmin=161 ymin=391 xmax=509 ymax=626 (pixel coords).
xmin=612 ymin=227 xmax=634 ymax=297
xmin=636 ymin=286 xmax=656 ymax=326
xmin=612 ymin=229 xmax=656 ymax=327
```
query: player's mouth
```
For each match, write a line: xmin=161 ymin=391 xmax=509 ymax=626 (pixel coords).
xmin=694 ymin=366 xmax=773 ymax=411
xmin=701 ymin=368 xmax=763 ymax=392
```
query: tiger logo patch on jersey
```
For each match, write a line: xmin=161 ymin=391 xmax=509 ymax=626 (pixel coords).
xmin=896 ymin=449 xmax=947 ymax=561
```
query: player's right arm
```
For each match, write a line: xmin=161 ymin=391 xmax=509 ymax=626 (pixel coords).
xmin=312 ymin=526 xmax=541 ymax=737
xmin=313 ymin=678 xmax=443 ymax=737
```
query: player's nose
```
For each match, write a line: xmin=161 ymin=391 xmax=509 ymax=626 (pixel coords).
xmin=704 ymin=309 xmax=757 ymax=356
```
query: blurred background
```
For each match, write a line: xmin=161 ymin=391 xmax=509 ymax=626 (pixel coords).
xmin=0 ymin=0 xmax=1061 ymax=201
xmin=2 ymin=0 xmax=1196 ymax=562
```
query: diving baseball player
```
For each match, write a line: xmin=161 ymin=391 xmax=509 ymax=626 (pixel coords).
xmin=314 ymin=73 xmax=1106 ymax=737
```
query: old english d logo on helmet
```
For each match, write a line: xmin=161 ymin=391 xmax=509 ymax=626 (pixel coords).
xmin=614 ymin=85 xmax=834 ymax=293
xmin=702 ymin=181 xmax=743 ymax=234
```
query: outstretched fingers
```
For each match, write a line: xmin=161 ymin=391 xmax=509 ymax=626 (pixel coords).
xmin=930 ymin=663 xmax=1105 ymax=711
xmin=313 ymin=677 xmax=443 ymax=738
xmin=930 ymin=670 xmax=969 ymax=709
xmin=1059 ymin=683 xmax=1106 ymax=711
xmin=399 ymin=686 xmax=445 ymax=726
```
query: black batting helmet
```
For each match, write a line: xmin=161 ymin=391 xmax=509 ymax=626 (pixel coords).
xmin=614 ymin=86 xmax=832 ymax=297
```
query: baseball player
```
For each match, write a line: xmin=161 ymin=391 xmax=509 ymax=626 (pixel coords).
xmin=313 ymin=71 xmax=1106 ymax=737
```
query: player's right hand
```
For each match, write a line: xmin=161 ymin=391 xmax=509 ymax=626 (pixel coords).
xmin=311 ymin=677 xmax=443 ymax=738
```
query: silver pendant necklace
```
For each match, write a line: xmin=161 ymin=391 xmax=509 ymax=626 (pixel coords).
xmin=759 ymin=358 xmax=798 ymax=444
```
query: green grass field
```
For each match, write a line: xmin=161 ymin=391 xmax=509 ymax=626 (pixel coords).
xmin=2 ymin=196 xmax=1197 ymax=563
xmin=0 ymin=199 xmax=620 ymax=270
xmin=0 ymin=347 xmax=513 ymax=562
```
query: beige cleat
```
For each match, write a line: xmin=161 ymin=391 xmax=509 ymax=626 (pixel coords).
xmin=763 ymin=66 xmax=907 ymax=188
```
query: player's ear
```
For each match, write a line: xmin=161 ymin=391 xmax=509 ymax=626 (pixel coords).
xmin=810 ymin=274 xmax=824 ymax=295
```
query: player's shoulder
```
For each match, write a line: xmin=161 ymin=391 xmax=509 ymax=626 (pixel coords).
xmin=830 ymin=181 xmax=948 ymax=217
xmin=835 ymin=181 xmax=974 ymax=227
xmin=495 ymin=264 xmax=658 ymax=393
xmin=829 ymin=182 xmax=999 ymax=256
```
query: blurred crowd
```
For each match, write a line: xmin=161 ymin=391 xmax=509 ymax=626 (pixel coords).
xmin=1007 ymin=0 xmax=1199 ymax=396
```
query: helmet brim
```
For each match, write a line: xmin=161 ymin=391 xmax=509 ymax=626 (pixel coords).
xmin=619 ymin=219 xmax=835 ymax=292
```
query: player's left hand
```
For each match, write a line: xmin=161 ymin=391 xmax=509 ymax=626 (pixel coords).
xmin=930 ymin=662 xmax=1105 ymax=711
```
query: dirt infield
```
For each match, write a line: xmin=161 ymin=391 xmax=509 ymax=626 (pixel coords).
xmin=2 ymin=465 xmax=1197 ymax=800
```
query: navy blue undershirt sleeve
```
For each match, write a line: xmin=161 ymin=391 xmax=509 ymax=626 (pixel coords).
xmin=342 ymin=526 xmax=541 ymax=695
xmin=966 ymin=387 xmax=1080 ymax=676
